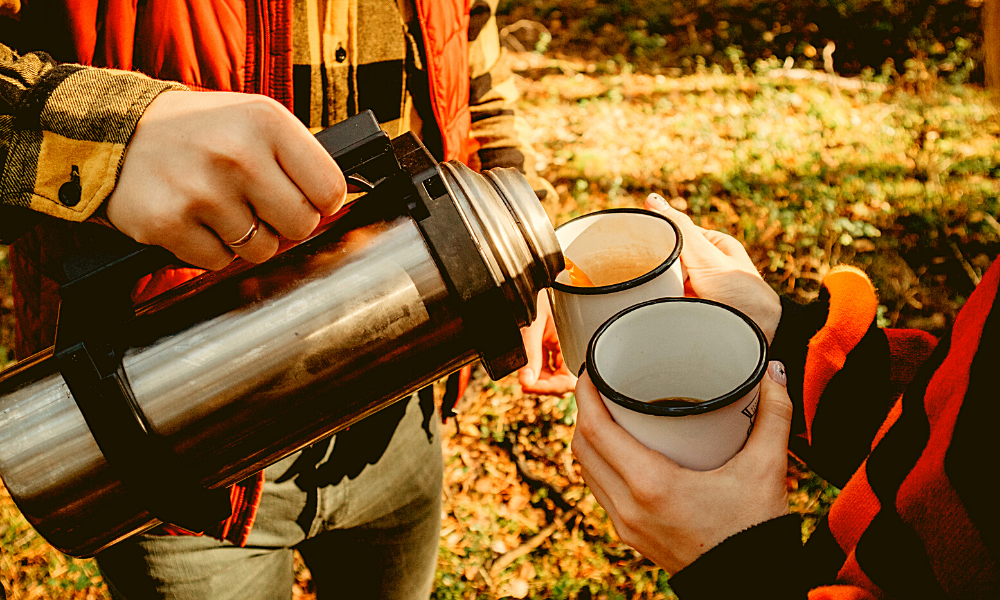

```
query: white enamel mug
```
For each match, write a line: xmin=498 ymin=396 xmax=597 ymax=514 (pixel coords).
xmin=586 ymin=298 xmax=768 ymax=471
xmin=551 ymin=208 xmax=684 ymax=376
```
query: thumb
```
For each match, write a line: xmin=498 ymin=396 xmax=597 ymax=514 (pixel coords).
xmin=645 ymin=194 xmax=728 ymax=272
xmin=742 ymin=361 xmax=793 ymax=462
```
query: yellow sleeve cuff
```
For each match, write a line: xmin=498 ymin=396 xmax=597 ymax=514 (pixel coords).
xmin=1 ymin=65 xmax=186 ymax=222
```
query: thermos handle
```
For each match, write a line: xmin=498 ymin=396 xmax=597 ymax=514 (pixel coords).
xmin=51 ymin=110 xmax=402 ymax=534
xmin=54 ymin=243 xmax=236 ymax=532
xmin=313 ymin=109 xmax=400 ymax=190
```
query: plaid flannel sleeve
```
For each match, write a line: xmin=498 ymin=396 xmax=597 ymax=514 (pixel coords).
xmin=0 ymin=43 xmax=185 ymax=240
xmin=467 ymin=0 xmax=555 ymax=200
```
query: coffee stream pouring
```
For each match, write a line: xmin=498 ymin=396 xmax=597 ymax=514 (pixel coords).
xmin=0 ymin=111 xmax=564 ymax=557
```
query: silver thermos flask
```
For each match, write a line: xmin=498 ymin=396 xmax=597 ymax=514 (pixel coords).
xmin=0 ymin=111 xmax=563 ymax=557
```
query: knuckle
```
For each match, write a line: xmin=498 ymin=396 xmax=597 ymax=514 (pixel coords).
xmin=771 ymin=397 xmax=794 ymax=421
xmin=570 ymin=431 xmax=587 ymax=457
xmin=319 ymin=169 xmax=348 ymax=211
xmin=617 ymin=506 xmax=645 ymax=534
xmin=178 ymin=246 xmax=230 ymax=271
xmin=247 ymin=95 xmax=280 ymax=116
xmin=629 ymin=484 xmax=662 ymax=508
xmin=242 ymin=245 xmax=278 ymax=265
xmin=207 ymin=253 xmax=234 ymax=271
xmin=311 ymin=181 xmax=345 ymax=215
xmin=120 ymin=210 xmax=163 ymax=245
xmin=183 ymin=194 xmax=220 ymax=220
xmin=249 ymin=97 xmax=290 ymax=131
xmin=575 ymin=416 xmax=599 ymax=441
xmin=569 ymin=436 xmax=580 ymax=456
xmin=762 ymin=388 xmax=794 ymax=420
xmin=625 ymin=471 xmax=667 ymax=505
xmin=144 ymin=212 xmax=185 ymax=245
xmin=282 ymin=210 xmax=320 ymax=241
xmin=259 ymin=235 xmax=281 ymax=260
xmin=263 ymin=96 xmax=288 ymax=116
xmin=718 ymin=232 xmax=740 ymax=247
xmin=130 ymin=230 xmax=154 ymax=246
xmin=207 ymin=134 xmax=254 ymax=173
xmin=670 ymin=209 xmax=695 ymax=226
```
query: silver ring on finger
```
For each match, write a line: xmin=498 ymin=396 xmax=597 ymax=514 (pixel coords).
xmin=226 ymin=213 xmax=260 ymax=249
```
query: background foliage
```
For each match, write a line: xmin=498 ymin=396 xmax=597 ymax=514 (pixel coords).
xmin=500 ymin=0 xmax=986 ymax=81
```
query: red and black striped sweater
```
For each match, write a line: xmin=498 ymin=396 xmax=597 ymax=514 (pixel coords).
xmin=670 ymin=259 xmax=999 ymax=599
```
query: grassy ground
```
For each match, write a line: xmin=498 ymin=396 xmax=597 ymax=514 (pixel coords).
xmin=2 ymin=49 xmax=999 ymax=599
xmin=432 ymin=52 xmax=999 ymax=599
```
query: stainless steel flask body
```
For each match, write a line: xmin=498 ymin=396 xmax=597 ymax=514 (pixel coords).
xmin=0 ymin=150 xmax=562 ymax=556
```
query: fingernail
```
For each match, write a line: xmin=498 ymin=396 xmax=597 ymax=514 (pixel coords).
xmin=767 ymin=361 xmax=787 ymax=387
xmin=522 ymin=368 xmax=535 ymax=383
xmin=647 ymin=193 xmax=669 ymax=211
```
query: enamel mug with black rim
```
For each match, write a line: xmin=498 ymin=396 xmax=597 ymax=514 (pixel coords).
xmin=586 ymin=298 xmax=768 ymax=471
xmin=550 ymin=208 xmax=684 ymax=376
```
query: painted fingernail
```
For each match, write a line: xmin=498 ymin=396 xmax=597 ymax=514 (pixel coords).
xmin=647 ymin=193 xmax=669 ymax=211
xmin=768 ymin=361 xmax=787 ymax=387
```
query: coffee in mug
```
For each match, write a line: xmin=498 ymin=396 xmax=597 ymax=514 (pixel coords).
xmin=646 ymin=396 xmax=702 ymax=406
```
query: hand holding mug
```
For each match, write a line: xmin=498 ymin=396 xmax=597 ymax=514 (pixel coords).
xmin=520 ymin=291 xmax=577 ymax=395
xmin=107 ymin=90 xmax=347 ymax=270
xmin=644 ymin=194 xmax=781 ymax=343
xmin=570 ymin=362 xmax=793 ymax=574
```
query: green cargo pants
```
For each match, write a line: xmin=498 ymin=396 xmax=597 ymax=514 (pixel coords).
xmin=96 ymin=394 xmax=442 ymax=600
